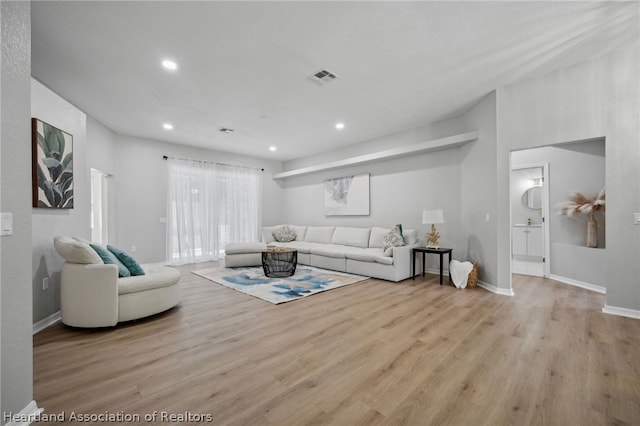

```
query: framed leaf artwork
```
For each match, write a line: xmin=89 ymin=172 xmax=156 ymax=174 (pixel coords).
xmin=32 ymin=118 xmax=74 ymax=208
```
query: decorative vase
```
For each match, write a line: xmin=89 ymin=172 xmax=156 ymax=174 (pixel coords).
xmin=586 ymin=212 xmax=598 ymax=248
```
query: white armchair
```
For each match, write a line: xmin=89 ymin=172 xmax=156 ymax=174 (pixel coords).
xmin=55 ymin=236 xmax=181 ymax=328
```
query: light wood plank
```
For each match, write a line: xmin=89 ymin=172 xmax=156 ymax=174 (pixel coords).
xmin=33 ymin=264 xmax=640 ymax=425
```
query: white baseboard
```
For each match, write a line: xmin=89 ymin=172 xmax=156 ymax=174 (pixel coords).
xmin=33 ymin=310 xmax=61 ymax=335
xmin=548 ymin=274 xmax=606 ymax=294
xmin=5 ymin=400 xmax=43 ymax=426
xmin=602 ymin=305 xmax=640 ymax=320
xmin=477 ymin=280 xmax=515 ymax=296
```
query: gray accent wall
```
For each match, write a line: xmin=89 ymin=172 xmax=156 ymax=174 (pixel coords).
xmin=31 ymin=79 xmax=89 ymax=324
xmin=280 ymin=113 xmax=486 ymax=276
xmin=497 ymin=46 xmax=639 ymax=310
xmin=458 ymin=92 xmax=499 ymax=288
xmin=1 ymin=0 xmax=33 ymax=419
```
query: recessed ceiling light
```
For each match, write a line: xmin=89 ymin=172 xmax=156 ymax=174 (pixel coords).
xmin=269 ymin=146 xmax=277 ymax=152
xmin=163 ymin=123 xmax=174 ymax=130
xmin=335 ymin=122 xmax=345 ymax=130
xmin=162 ymin=59 xmax=177 ymax=70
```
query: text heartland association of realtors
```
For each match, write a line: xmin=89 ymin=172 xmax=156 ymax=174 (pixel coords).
xmin=4 ymin=410 xmax=214 ymax=423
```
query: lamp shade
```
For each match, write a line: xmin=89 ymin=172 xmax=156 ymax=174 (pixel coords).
xmin=422 ymin=209 xmax=444 ymax=224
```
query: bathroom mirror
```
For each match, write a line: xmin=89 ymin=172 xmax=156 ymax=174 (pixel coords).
xmin=522 ymin=186 xmax=542 ymax=210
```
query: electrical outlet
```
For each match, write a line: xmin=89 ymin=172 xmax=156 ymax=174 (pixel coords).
xmin=131 ymin=246 xmax=136 ymax=253
xmin=634 ymin=213 xmax=640 ymax=225
xmin=42 ymin=277 xmax=49 ymax=291
xmin=485 ymin=213 xmax=490 ymax=223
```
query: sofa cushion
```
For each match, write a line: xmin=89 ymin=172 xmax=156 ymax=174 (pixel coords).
xmin=331 ymin=227 xmax=371 ymax=248
xmin=382 ymin=225 xmax=406 ymax=256
xmin=273 ymin=225 xmax=297 ymax=242
xmin=304 ymin=226 xmax=336 ymax=244
xmin=225 ymin=242 xmax=266 ymax=254
xmin=54 ymin=236 xmax=103 ymax=264
xmin=368 ymin=227 xmax=390 ymax=248
xmin=345 ymin=248 xmax=394 ymax=265
xmin=107 ymin=245 xmax=145 ymax=276
xmin=118 ymin=264 xmax=181 ymax=295
xmin=402 ymin=229 xmax=418 ymax=245
xmin=277 ymin=241 xmax=322 ymax=254
xmin=287 ymin=225 xmax=307 ymax=241
xmin=261 ymin=225 xmax=284 ymax=243
xmin=90 ymin=244 xmax=131 ymax=277
xmin=308 ymin=244 xmax=363 ymax=259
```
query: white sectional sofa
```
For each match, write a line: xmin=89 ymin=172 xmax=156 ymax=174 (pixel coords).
xmin=226 ymin=225 xmax=421 ymax=282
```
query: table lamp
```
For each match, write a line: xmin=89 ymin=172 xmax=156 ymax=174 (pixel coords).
xmin=422 ymin=209 xmax=444 ymax=248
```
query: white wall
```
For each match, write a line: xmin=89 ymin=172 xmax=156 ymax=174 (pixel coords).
xmin=498 ymin=46 xmax=639 ymax=311
xmin=1 ymin=0 xmax=34 ymax=418
xmin=113 ymin=135 xmax=284 ymax=263
xmin=31 ymin=79 xmax=89 ymax=324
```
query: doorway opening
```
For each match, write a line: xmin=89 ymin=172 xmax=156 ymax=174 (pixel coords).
xmin=510 ymin=163 xmax=550 ymax=277
xmin=510 ymin=137 xmax=606 ymax=293
xmin=90 ymin=168 xmax=111 ymax=244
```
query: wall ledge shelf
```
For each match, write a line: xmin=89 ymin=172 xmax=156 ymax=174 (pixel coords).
xmin=273 ymin=130 xmax=479 ymax=180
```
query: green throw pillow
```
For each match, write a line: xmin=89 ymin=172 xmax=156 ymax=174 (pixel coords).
xmin=107 ymin=245 xmax=145 ymax=276
xmin=90 ymin=244 xmax=131 ymax=278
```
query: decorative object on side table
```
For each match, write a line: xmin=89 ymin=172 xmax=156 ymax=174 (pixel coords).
xmin=31 ymin=118 xmax=74 ymax=208
xmin=422 ymin=209 xmax=445 ymax=248
xmin=555 ymin=188 xmax=605 ymax=248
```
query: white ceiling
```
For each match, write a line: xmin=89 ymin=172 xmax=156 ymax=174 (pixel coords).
xmin=31 ymin=1 xmax=639 ymax=161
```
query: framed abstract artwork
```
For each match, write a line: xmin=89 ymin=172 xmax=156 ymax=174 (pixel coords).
xmin=32 ymin=118 xmax=74 ymax=208
xmin=324 ymin=173 xmax=370 ymax=216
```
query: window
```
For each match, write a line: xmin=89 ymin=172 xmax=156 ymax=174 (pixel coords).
xmin=166 ymin=158 xmax=262 ymax=265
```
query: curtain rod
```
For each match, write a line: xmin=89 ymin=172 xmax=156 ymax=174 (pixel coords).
xmin=162 ymin=155 xmax=264 ymax=172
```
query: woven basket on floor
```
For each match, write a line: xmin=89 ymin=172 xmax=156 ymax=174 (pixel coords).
xmin=467 ymin=262 xmax=478 ymax=288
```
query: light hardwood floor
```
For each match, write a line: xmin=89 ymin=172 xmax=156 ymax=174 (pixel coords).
xmin=34 ymin=263 xmax=640 ymax=425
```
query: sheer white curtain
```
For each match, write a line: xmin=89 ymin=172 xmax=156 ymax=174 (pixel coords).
xmin=166 ymin=158 xmax=262 ymax=265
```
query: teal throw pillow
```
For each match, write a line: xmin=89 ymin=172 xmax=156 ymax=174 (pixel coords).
xmin=90 ymin=244 xmax=131 ymax=277
xmin=107 ymin=245 xmax=145 ymax=276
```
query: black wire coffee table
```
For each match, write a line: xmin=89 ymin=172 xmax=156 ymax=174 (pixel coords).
xmin=262 ymin=248 xmax=298 ymax=278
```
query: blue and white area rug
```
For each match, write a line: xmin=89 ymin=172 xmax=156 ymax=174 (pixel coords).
xmin=192 ymin=265 xmax=369 ymax=304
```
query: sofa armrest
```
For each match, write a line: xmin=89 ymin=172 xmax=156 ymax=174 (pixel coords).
xmin=60 ymin=263 xmax=119 ymax=327
xmin=391 ymin=244 xmax=420 ymax=274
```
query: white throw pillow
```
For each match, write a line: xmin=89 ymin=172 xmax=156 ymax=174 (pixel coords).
xmin=331 ymin=227 xmax=371 ymax=248
xmin=54 ymin=236 xmax=103 ymax=264
xmin=273 ymin=225 xmax=297 ymax=242
xmin=304 ymin=226 xmax=336 ymax=244
xmin=261 ymin=225 xmax=284 ymax=243
xmin=382 ymin=225 xmax=406 ymax=256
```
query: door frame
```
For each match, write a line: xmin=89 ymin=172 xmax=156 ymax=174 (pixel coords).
xmin=510 ymin=162 xmax=550 ymax=277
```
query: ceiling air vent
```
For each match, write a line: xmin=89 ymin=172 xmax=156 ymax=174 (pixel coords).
xmin=310 ymin=69 xmax=338 ymax=85
xmin=219 ymin=127 xmax=235 ymax=134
